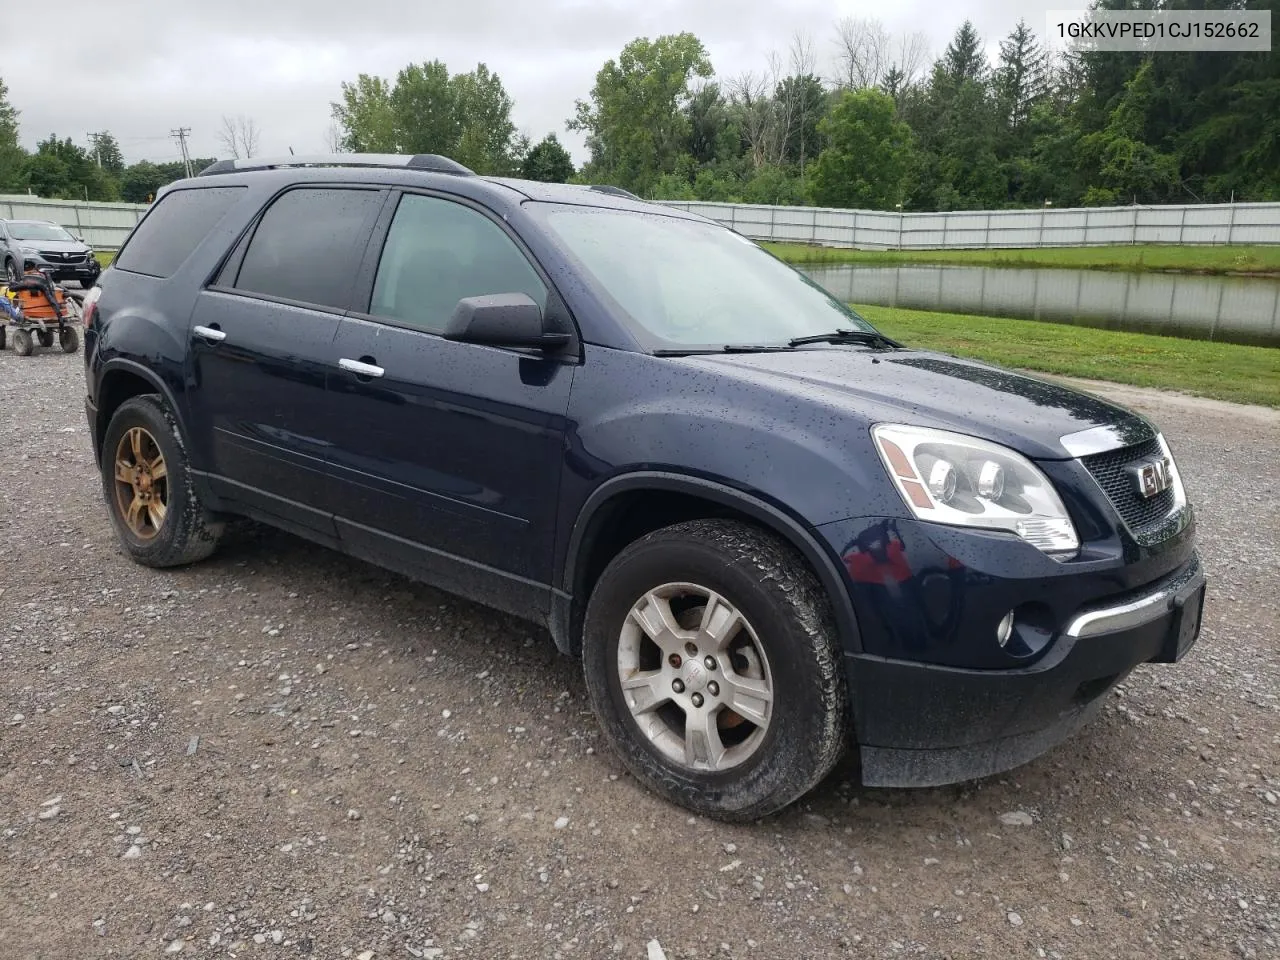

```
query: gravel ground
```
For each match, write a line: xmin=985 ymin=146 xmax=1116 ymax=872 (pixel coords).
xmin=1 ymin=348 xmax=1277 ymax=960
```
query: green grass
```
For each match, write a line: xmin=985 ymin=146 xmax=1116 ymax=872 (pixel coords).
xmin=766 ymin=242 xmax=1280 ymax=276
xmin=856 ymin=303 xmax=1280 ymax=408
xmin=95 ymin=251 xmax=114 ymax=267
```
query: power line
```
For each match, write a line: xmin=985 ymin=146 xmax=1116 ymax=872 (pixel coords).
xmin=170 ymin=127 xmax=193 ymax=178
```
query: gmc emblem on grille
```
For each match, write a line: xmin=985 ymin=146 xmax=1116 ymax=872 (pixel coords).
xmin=1130 ymin=457 xmax=1173 ymax=499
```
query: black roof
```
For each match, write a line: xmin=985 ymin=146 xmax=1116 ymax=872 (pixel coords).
xmin=197 ymin=153 xmax=474 ymax=177
xmin=177 ymin=153 xmax=711 ymax=224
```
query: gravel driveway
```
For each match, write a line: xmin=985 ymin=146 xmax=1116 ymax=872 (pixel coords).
xmin=2 ymin=348 xmax=1277 ymax=960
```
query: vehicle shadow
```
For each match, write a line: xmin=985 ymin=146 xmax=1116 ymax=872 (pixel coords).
xmin=197 ymin=520 xmax=1157 ymax=833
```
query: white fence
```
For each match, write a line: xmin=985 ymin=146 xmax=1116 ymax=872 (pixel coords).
xmin=7 ymin=193 xmax=1280 ymax=252
xmin=1 ymin=196 xmax=147 ymax=251
xmin=658 ymin=200 xmax=1280 ymax=249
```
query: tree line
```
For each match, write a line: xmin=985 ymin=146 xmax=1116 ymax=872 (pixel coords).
xmin=2 ymin=0 xmax=1275 ymax=211
xmin=0 ymin=79 xmax=220 ymax=204
xmin=567 ymin=3 xmax=1278 ymax=209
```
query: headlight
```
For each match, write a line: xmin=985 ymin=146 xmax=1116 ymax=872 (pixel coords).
xmin=872 ymin=424 xmax=1080 ymax=555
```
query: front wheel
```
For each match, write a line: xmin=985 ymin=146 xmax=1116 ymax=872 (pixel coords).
xmin=36 ymin=329 xmax=54 ymax=348
xmin=59 ymin=326 xmax=79 ymax=353
xmin=582 ymin=519 xmax=849 ymax=822
xmin=100 ymin=394 xmax=224 ymax=567
xmin=11 ymin=328 xmax=33 ymax=356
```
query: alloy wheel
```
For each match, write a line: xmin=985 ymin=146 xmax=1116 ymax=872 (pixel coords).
xmin=113 ymin=427 xmax=169 ymax=539
xmin=616 ymin=582 xmax=774 ymax=772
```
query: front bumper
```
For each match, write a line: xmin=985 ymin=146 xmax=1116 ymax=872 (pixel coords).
xmin=21 ymin=254 xmax=100 ymax=283
xmin=847 ymin=552 xmax=1206 ymax=787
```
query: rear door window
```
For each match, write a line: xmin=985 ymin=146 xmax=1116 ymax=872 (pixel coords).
xmin=112 ymin=187 xmax=246 ymax=278
xmin=232 ymin=187 xmax=384 ymax=311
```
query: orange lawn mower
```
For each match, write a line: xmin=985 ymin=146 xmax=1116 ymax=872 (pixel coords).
xmin=0 ymin=263 xmax=83 ymax=356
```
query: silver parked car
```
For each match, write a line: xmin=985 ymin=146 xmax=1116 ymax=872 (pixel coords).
xmin=1 ymin=219 xmax=102 ymax=287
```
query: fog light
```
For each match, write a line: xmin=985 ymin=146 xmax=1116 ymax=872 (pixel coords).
xmin=996 ymin=610 xmax=1015 ymax=647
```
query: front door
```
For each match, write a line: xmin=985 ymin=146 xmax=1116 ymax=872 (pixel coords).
xmin=186 ymin=185 xmax=387 ymax=539
xmin=325 ymin=191 xmax=575 ymax=617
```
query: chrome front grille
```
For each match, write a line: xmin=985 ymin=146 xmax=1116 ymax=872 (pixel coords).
xmin=1081 ymin=437 xmax=1177 ymax=533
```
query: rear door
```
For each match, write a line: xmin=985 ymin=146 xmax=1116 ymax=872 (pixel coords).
xmin=186 ymin=185 xmax=387 ymax=540
xmin=325 ymin=190 xmax=576 ymax=616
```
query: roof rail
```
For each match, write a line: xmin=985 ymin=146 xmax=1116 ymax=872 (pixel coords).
xmin=197 ymin=153 xmax=474 ymax=177
xmin=586 ymin=184 xmax=643 ymax=201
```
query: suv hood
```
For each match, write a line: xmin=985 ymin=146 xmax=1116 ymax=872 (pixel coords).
xmin=21 ymin=238 xmax=88 ymax=253
xmin=685 ymin=347 xmax=1155 ymax=460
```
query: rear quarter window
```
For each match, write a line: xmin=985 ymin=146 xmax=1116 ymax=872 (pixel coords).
xmin=113 ymin=186 xmax=246 ymax=278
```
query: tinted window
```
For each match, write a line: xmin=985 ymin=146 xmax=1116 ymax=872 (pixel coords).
xmin=113 ymin=187 xmax=245 ymax=278
xmin=369 ymin=194 xmax=547 ymax=333
xmin=235 ymin=188 xmax=383 ymax=310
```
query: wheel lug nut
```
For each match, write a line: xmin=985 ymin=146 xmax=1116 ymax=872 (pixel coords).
xmin=684 ymin=642 xmax=698 ymax=657
xmin=704 ymin=656 xmax=716 ymax=671
xmin=707 ymin=681 xmax=719 ymax=697
xmin=691 ymin=693 xmax=704 ymax=708
xmin=672 ymin=679 xmax=685 ymax=694
xmin=668 ymin=653 xmax=682 ymax=668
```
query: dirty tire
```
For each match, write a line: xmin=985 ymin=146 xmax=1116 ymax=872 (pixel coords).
xmin=59 ymin=326 xmax=79 ymax=353
xmin=100 ymin=394 xmax=224 ymax=568
xmin=582 ymin=519 xmax=849 ymax=822
xmin=36 ymin=329 xmax=54 ymax=348
xmin=11 ymin=328 xmax=33 ymax=356
xmin=0 ymin=325 xmax=5 ymax=350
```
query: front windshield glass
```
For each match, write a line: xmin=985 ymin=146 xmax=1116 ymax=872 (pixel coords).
xmin=532 ymin=205 xmax=878 ymax=350
xmin=9 ymin=222 xmax=75 ymax=242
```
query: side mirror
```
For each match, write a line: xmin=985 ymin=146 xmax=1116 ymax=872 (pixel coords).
xmin=442 ymin=293 xmax=569 ymax=349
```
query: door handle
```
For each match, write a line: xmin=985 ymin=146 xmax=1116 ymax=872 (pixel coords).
xmin=338 ymin=357 xmax=385 ymax=379
xmin=193 ymin=325 xmax=226 ymax=343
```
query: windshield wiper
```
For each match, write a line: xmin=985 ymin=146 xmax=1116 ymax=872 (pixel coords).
xmin=652 ymin=344 xmax=796 ymax=356
xmin=787 ymin=328 xmax=898 ymax=349
xmin=722 ymin=343 xmax=796 ymax=353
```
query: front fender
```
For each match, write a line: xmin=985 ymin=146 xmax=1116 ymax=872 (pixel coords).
xmin=560 ymin=470 xmax=866 ymax=659
xmin=561 ymin=348 xmax=905 ymax=529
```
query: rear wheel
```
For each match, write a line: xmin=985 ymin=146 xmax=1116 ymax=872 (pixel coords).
xmin=101 ymin=395 xmax=223 ymax=567
xmin=59 ymin=326 xmax=79 ymax=353
xmin=582 ymin=519 xmax=849 ymax=821
xmin=11 ymin=328 xmax=33 ymax=356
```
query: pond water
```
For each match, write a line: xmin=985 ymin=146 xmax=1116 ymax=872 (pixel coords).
xmin=801 ymin=263 xmax=1280 ymax=348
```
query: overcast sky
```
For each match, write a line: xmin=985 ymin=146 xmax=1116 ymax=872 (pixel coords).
xmin=7 ymin=0 xmax=1064 ymax=168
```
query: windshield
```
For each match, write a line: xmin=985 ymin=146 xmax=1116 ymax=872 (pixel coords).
xmin=532 ymin=205 xmax=878 ymax=350
xmin=9 ymin=222 xmax=75 ymax=242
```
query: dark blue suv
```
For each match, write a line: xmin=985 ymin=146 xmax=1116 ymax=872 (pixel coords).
xmin=81 ymin=154 xmax=1206 ymax=820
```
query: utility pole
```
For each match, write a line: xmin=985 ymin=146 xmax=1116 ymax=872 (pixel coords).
xmin=87 ymin=132 xmax=103 ymax=167
xmin=170 ymin=127 xmax=193 ymax=178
